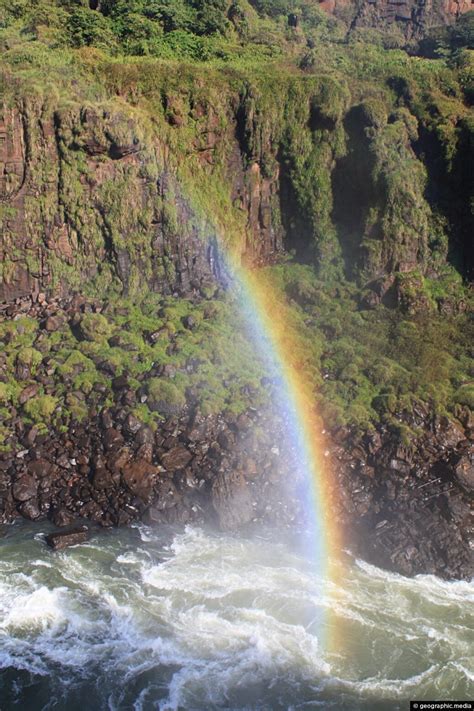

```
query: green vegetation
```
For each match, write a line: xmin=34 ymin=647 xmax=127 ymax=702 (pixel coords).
xmin=0 ymin=0 xmax=471 ymax=446
xmin=0 ymin=292 xmax=270 ymax=445
xmin=262 ymin=262 xmax=473 ymax=435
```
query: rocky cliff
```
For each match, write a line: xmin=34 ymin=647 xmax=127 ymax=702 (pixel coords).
xmin=320 ymin=0 xmax=472 ymax=41
xmin=1 ymin=59 xmax=472 ymax=303
xmin=0 ymin=14 xmax=472 ymax=578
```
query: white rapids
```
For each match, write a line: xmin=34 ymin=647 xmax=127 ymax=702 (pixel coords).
xmin=0 ymin=523 xmax=472 ymax=710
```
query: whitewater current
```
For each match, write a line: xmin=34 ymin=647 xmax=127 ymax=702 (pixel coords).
xmin=0 ymin=522 xmax=472 ymax=710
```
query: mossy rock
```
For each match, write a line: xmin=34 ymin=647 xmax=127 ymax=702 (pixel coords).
xmin=16 ymin=348 xmax=43 ymax=377
xmin=0 ymin=383 xmax=10 ymax=404
xmin=79 ymin=313 xmax=114 ymax=342
xmin=148 ymin=378 xmax=186 ymax=416
xmin=454 ymin=385 xmax=474 ymax=409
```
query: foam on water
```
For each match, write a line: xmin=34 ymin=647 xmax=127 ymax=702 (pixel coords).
xmin=0 ymin=523 xmax=473 ymax=711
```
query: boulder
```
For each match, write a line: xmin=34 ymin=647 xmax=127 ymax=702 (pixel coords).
xmin=46 ymin=525 xmax=89 ymax=550
xmin=161 ymin=445 xmax=192 ymax=472
xmin=12 ymin=475 xmax=38 ymax=502
xmin=121 ymin=459 xmax=157 ymax=500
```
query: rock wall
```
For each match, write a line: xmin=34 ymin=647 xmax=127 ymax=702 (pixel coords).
xmin=0 ymin=90 xmax=284 ymax=303
xmin=320 ymin=0 xmax=472 ymax=40
xmin=1 ymin=68 xmax=470 ymax=303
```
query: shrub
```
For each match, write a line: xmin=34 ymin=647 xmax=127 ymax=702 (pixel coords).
xmin=24 ymin=394 xmax=58 ymax=422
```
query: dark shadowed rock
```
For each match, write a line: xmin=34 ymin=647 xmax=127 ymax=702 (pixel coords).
xmin=51 ymin=507 xmax=76 ymax=527
xmin=212 ymin=471 xmax=253 ymax=530
xmin=19 ymin=499 xmax=41 ymax=520
xmin=46 ymin=525 xmax=89 ymax=550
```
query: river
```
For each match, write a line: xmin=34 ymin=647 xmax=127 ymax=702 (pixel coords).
xmin=0 ymin=522 xmax=472 ymax=710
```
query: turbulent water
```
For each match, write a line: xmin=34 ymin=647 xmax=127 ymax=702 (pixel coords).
xmin=0 ymin=523 xmax=472 ymax=711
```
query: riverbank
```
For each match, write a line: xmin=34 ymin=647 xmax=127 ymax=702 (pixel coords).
xmin=1 ymin=295 xmax=472 ymax=580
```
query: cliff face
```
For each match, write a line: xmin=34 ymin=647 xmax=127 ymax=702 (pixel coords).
xmin=1 ymin=62 xmax=471 ymax=304
xmin=0 ymin=49 xmax=472 ymax=577
xmin=320 ymin=0 xmax=472 ymax=40
xmin=0 ymin=95 xmax=286 ymax=302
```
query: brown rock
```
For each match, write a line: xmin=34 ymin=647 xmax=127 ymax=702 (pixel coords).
xmin=44 ymin=315 xmax=64 ymax=332
xmin=122 ymin=459 xmax=158 ymax=499
xmin=19 ymin=499 xmax=41 ymax=520
xmin=103 ymin=428 xmax=124 ymax=451
xmin=19 ymin=384 xmax=39 ymax=405
xmin=454 ymin=454 xmax=474 ymax=492
xmin=27 ymin=459 xmax=54 ymax=478
xmin=46 ymin=526 xmax=89 ymax=550
xmin=161 ymin=446 xmax=192 ymax=472
xmin=51 ymin=508 xmax=76 ymax=527
xmin=12 ymin=475 xmax=38 ymax=502
xmin=93 ymin=467 xmax=116 ymax=491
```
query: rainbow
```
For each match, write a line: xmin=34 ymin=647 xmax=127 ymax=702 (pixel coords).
xmin=220 ymin=250 xmax=340 ymax=581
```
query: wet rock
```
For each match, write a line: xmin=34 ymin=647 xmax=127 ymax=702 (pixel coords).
xmin=122 ymin=459 xmax=157 ymax=500
xmin=12 ymin=475 xmax=38 ymax=502
xmin=103 ymin=428 xmax=124 ymax=451
xmin=153 ymin=479 xmax=179 ymax=511
xmin=46 ymin=525 xmax=89 ymax=550
xmin=212 ymin=471 xmax=253 ymax=530
xmin=161 ymin=446 xmax=192 ymax=472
